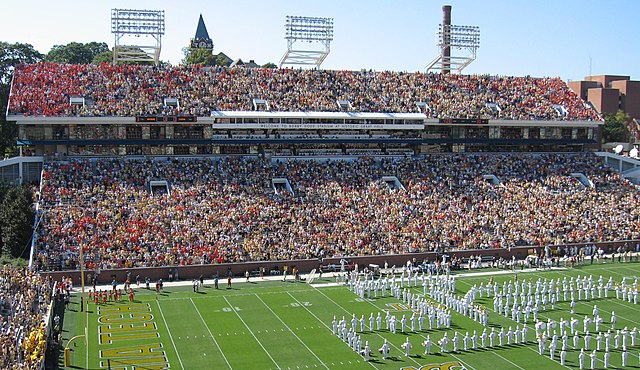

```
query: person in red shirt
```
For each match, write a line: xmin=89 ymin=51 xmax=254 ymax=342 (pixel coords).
xmin=129 ymin=288 xmax=135 ymax=302
xmin=227 ymin=275 xmax=232 ymax=289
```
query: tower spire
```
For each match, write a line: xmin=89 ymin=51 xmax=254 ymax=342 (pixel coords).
xmin=190 ymin=14 xmax=214 ymax=50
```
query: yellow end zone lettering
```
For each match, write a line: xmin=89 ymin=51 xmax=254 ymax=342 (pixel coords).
xmin=98 ymin=304 xmax=169 ymax=369
xmin=98 ymin=313 xmax=153 ymax=325
xmin=401 ymin=361 xmax=466 ymax=370
xmin=99 ymin=322 xmax=158 ymax=334
xmin=386 ymin=303 xmax=411 ymax=310
xmin=100 ymin=343 xmax=165 ymax=359
xmin=100 ymin=355 xmax=169 ymax=369
xmin=98 ymin=303 xmax=151 ymax=314
xmin=100 ymin=332 xmax=160 ymax=345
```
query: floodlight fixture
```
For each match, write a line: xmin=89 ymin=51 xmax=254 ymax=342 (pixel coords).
xmin=426 ymin=5 xmax=480 ymax=74
xmin=279 ymin=16 xmax=334 ymax=69
xmin=111 ymin=8 xmax=165 ymax=66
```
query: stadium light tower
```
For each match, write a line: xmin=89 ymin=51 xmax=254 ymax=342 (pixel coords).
xmin=279 ymin=16 xmax=334 ymax=69
xmin=426 ymin=5 xmax=480 ymax=74
xmin=111 ymin=8 xmax=165 ymax=66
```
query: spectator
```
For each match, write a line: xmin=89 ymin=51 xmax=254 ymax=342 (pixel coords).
xmin=32 ymin=153 xmax=639 ymax=271
xmin=9 ymin=63 xmax=600 ymax=121
xmin=0 ymin=265 xmax=53 ymax=370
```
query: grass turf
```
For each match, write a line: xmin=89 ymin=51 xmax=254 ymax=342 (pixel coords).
xmin=61 ymin=262 xmax=640 ymax=370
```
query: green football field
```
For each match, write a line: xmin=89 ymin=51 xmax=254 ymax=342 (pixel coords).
xmin=61 ymin=261 xmax=640 ymax=370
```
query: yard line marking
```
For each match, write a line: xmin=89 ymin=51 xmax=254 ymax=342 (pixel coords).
xmin=223 ymin=296 xmax=281 ymax=370
xmin=287 ymin=292 xmax=379 ymax=370
xmin=190 ymin=298 xmax=232 ymax=369
xmin=456 ymin=274 xmax=640 ymax=326
xmin=254 ymin=294 xmax=330 ymax=370
xmin=309 ymin=286 xmax=424 ymax=367
xmin=156 ymin=300 xmax=185 ymax=370
xmin=606 ymin=297 xmax=640 ymax=313
xmin=522 ymin=346 xmax=573 ymax=369
xmin=354 ymin=292 xmax=478 ymax=370
xmin=454 ymin=275 xmax=596 ymax=368
xmin=490 ymin=351 xmax=526 ymax=370
xmin=409 ymin=279 xmax=578 ymax=370
xmin=551 ymin=270 xmax=640 ymax=326
xmin=136 ymin=286 xmax=350 ymax=302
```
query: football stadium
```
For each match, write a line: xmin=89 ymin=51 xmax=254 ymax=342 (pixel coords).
xmin=1 ymin=3 xmax=640 ymax=370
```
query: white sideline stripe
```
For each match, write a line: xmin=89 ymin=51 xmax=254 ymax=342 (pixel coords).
xmin=311 ymin=282 xmax=342 ymax=288
xmin=452 ymin=267 xmax=568 ymax=279
xmin=190 ymin=298 xmax=233 ymax=369
xmin=156 ymin=300 xmax=185 ymax=370
xmin=148 ymin=288 xmax=311 ymax=301
xmin=254 ymin=294 xmax=330 ymax=370
xmin=287 ymin=292 xmax=380 ymax=370
xmin=223 ymin=296 xmax=281 ymax=370
xmin=310 ymin=286 xmax=424 ymax=368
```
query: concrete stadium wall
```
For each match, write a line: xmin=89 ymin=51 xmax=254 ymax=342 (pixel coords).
xmin=41 ymin=240 xmax=640 ymax=286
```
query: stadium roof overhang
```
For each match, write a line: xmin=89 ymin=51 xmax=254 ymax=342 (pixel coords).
xmin=9 ymin=112 xmax=604 ymax=128
xmin=209 ymin=111 xmax=427 ymax=120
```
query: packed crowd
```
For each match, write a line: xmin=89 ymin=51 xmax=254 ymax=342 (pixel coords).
xmin=0 ymin=265 xmax=53 ymax=369
xmin=10 ymin=63 xmax=600 ymax=121
xmin=33 ymin=153 xmax=639 ymax=271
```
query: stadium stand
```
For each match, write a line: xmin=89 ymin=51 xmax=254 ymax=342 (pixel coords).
xmin=0 ymin=265 xmax=54 ymax=369
xmin=9 ymin=63 xmax=600 ymax=120
xmin=1 ymin=60 xmax=632 ymax=369
xmin=33 ymin=153 xmax=639 ymax=271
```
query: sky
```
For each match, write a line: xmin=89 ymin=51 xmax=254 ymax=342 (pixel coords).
xmin=2 ymin=0 xmax=639 ymax=82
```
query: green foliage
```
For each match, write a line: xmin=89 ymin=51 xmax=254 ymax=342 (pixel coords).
xmin=0 ymin=255 xmax=28 ymax=268
xmin=602 ymin=110 xmax=630 ymax=143
xmin=0 ymin=185 xmax=34 ymax=259
xmin=0 ymin=41 xmax=44 ymax=86
xmin=182 ymin=47 xmax=215 ymax=66
xmin=44 ymin=42 xmax=109 ymax=64
xmin=92 ymin=50 xmax=113 ymax=64
xmin=0 ymin=119 xmax=17 ymax=158
xmin=262 ymin=62 xmax=277 ymax=68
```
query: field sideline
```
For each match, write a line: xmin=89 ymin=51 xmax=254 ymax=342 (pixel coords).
xmin=61 ymin=262 xmax=640 ymax=370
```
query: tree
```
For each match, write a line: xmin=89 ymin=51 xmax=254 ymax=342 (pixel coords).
xmin=0 ymin=120 xmax=18 ymax=158
xmin=0 ymin=42 xmax=44 ymax=86
xmin=262 ymin=62 xmax=277 ymax=68
xmin=181 ymin=47 xmax=216 ymax=66
xmin=44 ymin=41 xmax=109 ymax=64
xmin=0 ymin=185 xmax=34 ymax=259
xmin=602 ymin=110 xmax=630 ymax=143
xmin=92 ymin=50 xmax=113 ymax=64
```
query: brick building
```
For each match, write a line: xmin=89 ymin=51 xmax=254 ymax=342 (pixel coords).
xmin=569 ymin=75 xmax=640 ymax=141
xmin=569 ymin=75 xmax=640 ymax=119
